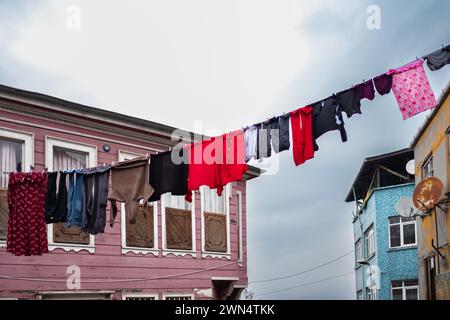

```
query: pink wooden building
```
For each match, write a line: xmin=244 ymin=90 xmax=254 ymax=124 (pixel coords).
xmin=0 ymin=84 xmax=259 ymax=300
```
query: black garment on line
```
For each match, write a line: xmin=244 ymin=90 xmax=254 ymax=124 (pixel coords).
xmin=337 ymin=88 xmax=361 ymax=118
xmin=424 ymin=45 xmax=450 ymax=71
xmin=337 ymin=80 xmax=375 ymax=118
xmin=45 ymin=171 xmax=68 ymax=224
xmin=312 ymin=97 xmax=347 ymax=151
xmin=256 ymin=121 xmax=271 ymax=159
xmin=82 ymin=165 xmax=110 ymax=235
xmin=268 ymin=114 xmax=290 ymax=153
xmin=149 ymin=148 xmax=188 ymax=202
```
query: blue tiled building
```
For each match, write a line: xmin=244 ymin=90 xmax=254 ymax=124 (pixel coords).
xmin=346 ymin=149 xmax=419 ymax=300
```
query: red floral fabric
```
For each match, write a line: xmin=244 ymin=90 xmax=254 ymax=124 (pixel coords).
xmin=7 ymin=172 xmax=49 ymax=256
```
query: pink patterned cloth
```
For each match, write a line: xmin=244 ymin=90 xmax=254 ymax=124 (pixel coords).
xmin=7 ymin=172 xmax=49 ymax=256
xmin=387 ymin=59 xmax=436 ymax=120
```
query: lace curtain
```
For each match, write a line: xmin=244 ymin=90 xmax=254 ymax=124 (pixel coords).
xmin=0 ymin=140 xmax=22 ymax=188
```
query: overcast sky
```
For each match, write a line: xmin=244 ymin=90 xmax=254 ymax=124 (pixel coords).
xmin=1 ymin=0 xmax=449 ymax=299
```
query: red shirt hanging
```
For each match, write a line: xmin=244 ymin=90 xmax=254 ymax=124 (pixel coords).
xmin=185 ymin=130 xmax=248 ymax=202
xmin=290 ymin=106 xmax=314 ymax=166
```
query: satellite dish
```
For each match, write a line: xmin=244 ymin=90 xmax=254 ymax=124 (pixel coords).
xmin=396 ymin=197 xmax=415 ymax=218
xmin=413 ymin=177 xmax=444 ymax=212
xmin=406 ymin=160 xmax=415 ymax=175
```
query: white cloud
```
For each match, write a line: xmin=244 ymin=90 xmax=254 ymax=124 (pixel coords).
xmin=10 ymin=0 xmax=342 ymax=133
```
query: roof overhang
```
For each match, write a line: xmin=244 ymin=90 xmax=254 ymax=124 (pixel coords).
xmin=345 ymin=148 xmax=414 ymax=202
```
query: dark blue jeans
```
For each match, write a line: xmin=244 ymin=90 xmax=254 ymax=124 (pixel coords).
xmin=65 ymin=170 xmax=84 ymax=228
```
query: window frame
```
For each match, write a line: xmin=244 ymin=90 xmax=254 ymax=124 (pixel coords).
xmin=388 ymin=216 xmax=417 ymax=249
xmin=162 ymin=292 xmax=195 ymax=300
xmin=421 ymin=154 xmax=434 ymax=179
xmin=366 ymin=287 xmax=378 ymax=300
xmin=122 ymin=292 xmax=159 ymax=300
xmin=236 ymin=190 xmax=244 ymax=266
xmin=161 ymin=192 xmax=196 ymax=257
xmin=120 ymin=201 xmax=159 ymax=256
xmin=391 ymin=280 xmax=419 ymax=300
xmin=356 ymin=290 xmax=363 ymax=300
xmin=364 ymin=225 xmax=375 ymax=259
xmin=200 ymin=184 xmax=231 ymax=259
xmin=45 ymin=136 xmax=97 ymax=253
xmin=118 ymin=151 xmax=159 ymax=256
xmin=354 ymin=238 xmax=363 ymax=267
xmin=0 ymin=128 xmax=34 ymax=248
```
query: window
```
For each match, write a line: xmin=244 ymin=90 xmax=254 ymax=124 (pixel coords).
xmin=366 ymin=287 xmax=377 ymax=300
xmin=124 ymin=296 xmax=156 ymax=301
xmin=355 ymin=239 xmax=363 ymax=266
xmin=389 ymin=216 xmax=417 ymax=248
xmin=391 ymin=280 xmax=419 ymax=300
xmin=46 ymin=137 xmax=96 ymax=252
xmin=421 ymin=155 xmax=433 ymax=179
xmin=162 ymin=193 xmax=195 ymax=255
xmin=163 ymin=293 xmax=194 ymax=300
xmin=122 ymin=293 xmax=158 ymax=300
xmin=122 ymin=201 xmax=158 ymax=255
xmin=356 ymin=290 xmax=363 ymax=300
xmin=119 ymin=151 xmax=158 ymax=255
xmin=0 ymin=129 xmax=33 ymax=246
xmin=166 ymin=296 xmax=192 ymax=300
xmin=364 ymin=226 xmax=375 ymax=258
xmin=201 ymin=185 xmax=230 ymax=257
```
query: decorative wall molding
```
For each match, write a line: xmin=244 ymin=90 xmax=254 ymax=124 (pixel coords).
xmin=121 ymin=248 xmax=159 ymax=256
xmin=0 ymin=103 xmax=177 ymax=148
xmin=202 ymin=252 xmax=231 ymax=260
xmin=162 ymin=250 xmax=197 ymax=258
xmin=48 ymin=244 xmax=95 ymax=254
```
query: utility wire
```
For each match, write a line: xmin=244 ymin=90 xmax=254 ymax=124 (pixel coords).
xmin=249 ymin=249 xmax=354 ymax=284
xmin=254 ymin=271 xmax=354 ymax=298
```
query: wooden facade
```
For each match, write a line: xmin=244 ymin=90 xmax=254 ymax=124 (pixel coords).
xmin=0 ymin=84 xmax=258 ymax=300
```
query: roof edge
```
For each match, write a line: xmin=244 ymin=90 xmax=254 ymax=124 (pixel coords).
xmin=410 ymin=80 xmax=450 ymax=148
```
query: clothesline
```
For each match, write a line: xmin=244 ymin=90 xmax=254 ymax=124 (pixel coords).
xmin=3 ymin=42 xmax=449 ymax=256
xmin=246 ymin=43 xmax=449 ymax=130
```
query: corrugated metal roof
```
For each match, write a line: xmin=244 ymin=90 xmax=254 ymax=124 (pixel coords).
xmin=345 ymin=148 xmax=414 ymax=202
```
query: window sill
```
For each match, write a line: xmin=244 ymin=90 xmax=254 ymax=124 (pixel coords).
xmin=48 ymin=243 xmax=95 ymax=254
xmin=202 ymin=252 xmax=231 ymax=260
xmin=388 ymin=245 xmax=417 ymax=252
xmin=162 ymin=249 xmax=197 ymax=258
xmin=122 ymin=247 xmax=159 ymax=256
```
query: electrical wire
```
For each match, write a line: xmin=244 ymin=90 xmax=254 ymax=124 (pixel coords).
xmin=249 ymin=249 xmax=354 ymax=284
xmin=254 ymin=271 xmax=354 ymax=298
